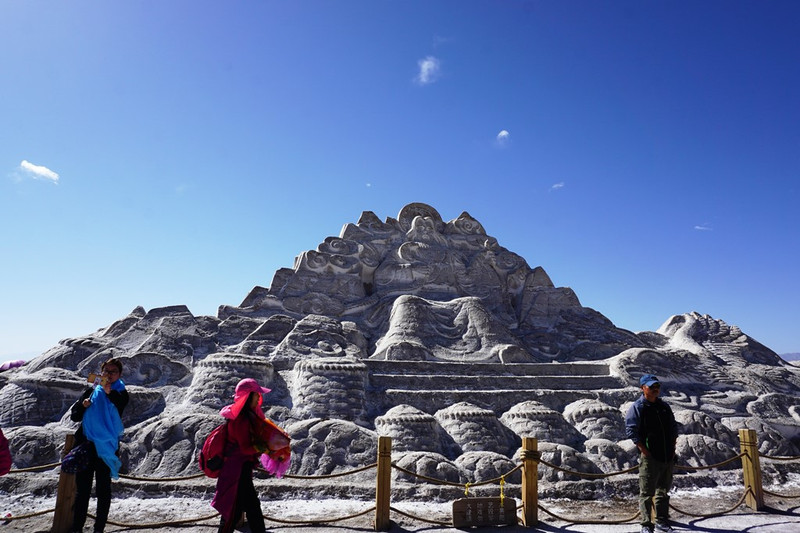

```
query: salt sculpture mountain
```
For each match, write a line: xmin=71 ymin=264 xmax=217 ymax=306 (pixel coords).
xmin=1 ymin=203 xmax=798 ymax=494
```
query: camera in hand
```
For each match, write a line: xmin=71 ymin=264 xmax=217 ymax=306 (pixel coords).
xmin=87 ymin=373 xmax=108 ymax=387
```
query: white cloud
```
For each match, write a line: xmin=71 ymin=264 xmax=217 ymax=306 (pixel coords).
xmin=366 ymin=183 xmax=372 ymax=188
xmin=433 ymin=35 xmax=452 ymax=48
xmin=550 ymin=182 xmax=565 ymax=191
xmin=20 ymin=160 xmax=59 ymax=184
xmin=415 ymin=56 xmax=441 ymax=85
xmin=496 ymin=130 xmax=510 ymax=145
xmin=694 ymin=224 xmax=713 ymax=231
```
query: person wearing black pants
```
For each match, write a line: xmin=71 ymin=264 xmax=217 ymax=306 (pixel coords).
xmin=73 ymin=444 xmax=113 ymax=532
xmin=69 ymin=358 xmax=129 ymax=533
xmin=218 ymin=461 xmax=266 ymax=533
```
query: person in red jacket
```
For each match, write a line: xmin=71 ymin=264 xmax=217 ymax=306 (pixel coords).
xmin=0 ymin=428 xmax=11 ymax=476
xmin=211 ymin=378 xmax=272 ymax=533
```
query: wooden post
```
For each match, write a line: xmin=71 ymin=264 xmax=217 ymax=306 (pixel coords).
xmin=739 ymin=428 xmax=764 ymax=510
xmin=52 ymin=434 xmax=77 ymax=533
xmin=521 ymin=437 xmax=538 ymax=527
xmin=374 ymin=436 xmax=392 ymax=531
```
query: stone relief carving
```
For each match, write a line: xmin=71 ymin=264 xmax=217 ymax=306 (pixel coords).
xmin=1 ymin=203 xmax=798 ymax=490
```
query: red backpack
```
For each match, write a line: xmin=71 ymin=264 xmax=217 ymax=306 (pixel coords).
xmin=198 ymin=422 xmax=228 ymax=478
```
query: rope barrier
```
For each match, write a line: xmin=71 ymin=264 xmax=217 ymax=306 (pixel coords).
xmin=391 ymin=462 xmax=522 ymax=489
xmin=4 ymin=430 xmax=795 ymax=530
xmin=389 ymin=505 xmax=452 ymax=526
xmin=93 ymin=511 xmax=220 ymax=528
xmin=119 ymin=472 xmax=206 ymax=482
xmin=390 ymin=464 xmax=468 ymax=487
xmin=264 ymin=505 xmax=375 ymax=524
xmin=763 ymin=488 xmax=800 ymax=499
xmin=669 ymin=487 xmax=752 ymax=518
xmin=281 ymin=462 xmax=377 ymax=479
xmin=537 ymin=503 xmax=640 ymax=525
xmin=759 ymin=453 xmax=800 ymax=461
xmin=7 ymin=462 xmax=60 ymax=473
xmin=673 ymin=453 xmax=745 ymax=471
xmin=538 ymin=459 xmax=639 ymax=478
xmin=519 ymin=449 xmax=541 ymax=461
xmin=1 ymin=507 xmax=56 ymax=521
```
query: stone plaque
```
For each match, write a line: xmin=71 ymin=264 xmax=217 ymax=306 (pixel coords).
xmin=452 ymin=497 xmax=517 ymax=528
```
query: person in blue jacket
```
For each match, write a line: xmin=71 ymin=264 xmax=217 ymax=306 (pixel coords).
xmin=625 ymin=374 xmax=678 ymax=533
xmin=69 ymin=358 xmax=129 ymax=533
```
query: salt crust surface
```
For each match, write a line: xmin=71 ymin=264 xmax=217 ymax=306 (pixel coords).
xmin=1 ymin=482 xmax=800 ymax=533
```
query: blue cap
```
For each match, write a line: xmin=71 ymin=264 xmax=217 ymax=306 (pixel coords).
xmin=639 ymin=374 xmax=660 ymax=387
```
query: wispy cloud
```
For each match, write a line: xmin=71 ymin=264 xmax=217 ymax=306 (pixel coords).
xmin=415 ymin=56 xmax=441 ymax=85
xmin=433 ymin=35 xmax=452 ymax=48
xmin=550 ymin=182 xmax=565 ymax=191
xmin=694 ymin=224 xmax=713 ymax=231
xmin=496 ymin=130 xmax=510 ymax=146
xmin=20 ymin=160 xmax=59 ymax=184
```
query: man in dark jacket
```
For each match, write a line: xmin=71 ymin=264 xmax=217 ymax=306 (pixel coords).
xmin=625 ymin=374 xmax=678 ymax=533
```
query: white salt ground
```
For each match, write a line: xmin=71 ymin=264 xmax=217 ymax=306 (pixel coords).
xmin=1 ymin=484 xmax=799 ymax=532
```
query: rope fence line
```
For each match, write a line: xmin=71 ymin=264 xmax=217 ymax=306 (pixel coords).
xmin=669 ymin=487 xmax=752 ymax=518
xmin=2 ymin=507 xmax=56 ymax=521
xmin=673 ymin=452 xmax=745 ymax=471
xmin=537 ymin=503 xmax=640 ymax=525
xmin=763 ymin=488 xmax=800 ymax=499
xmin=390 ymin=462 xmax=521 ymax=489
xmin=263 ymin=505 xmax=376 ymax=525
xmin=538 ymin=459 xmax=639 ymax=478
xmin=280 ymin=462 xmax=377 ymax=479
xmin=389 ymin=505 xmax=452 ymax=526
xmin=119 ymin=472 xmax=205 ymax=482
xmin=96 ymin=511 xmax=220 ymax=529
xmin=2 ymin=429 xmax=798 ymax=531
xmin=7 ymin=462 xmax=60 ymax=473
xmin=760 ymin=453 xmax=800 ymax=461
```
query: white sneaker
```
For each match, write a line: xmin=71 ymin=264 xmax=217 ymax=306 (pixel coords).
xmin=655 ymin=522 xmax=674 ymax=532
xmin=641 ymin=526 xmax=654 ymax=533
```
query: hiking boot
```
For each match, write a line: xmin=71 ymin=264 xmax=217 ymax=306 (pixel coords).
xmin=655 ymin=522 xmax=674 ymax=532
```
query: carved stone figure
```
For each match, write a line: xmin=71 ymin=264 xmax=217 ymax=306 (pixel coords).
xmin=1 ymin=203 xmax=798 ymax=495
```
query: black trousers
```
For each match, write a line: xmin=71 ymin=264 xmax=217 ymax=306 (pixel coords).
xmin=218 ymin=462 xmax=265 ymax=533
xmin=72 ymin=447 xmax=112 ymax=533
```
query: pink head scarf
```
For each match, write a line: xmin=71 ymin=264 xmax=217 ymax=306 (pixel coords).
xmin=219 ymin=378 xmax=271 ymax=420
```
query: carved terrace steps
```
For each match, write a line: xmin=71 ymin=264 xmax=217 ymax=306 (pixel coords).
xmin=364 ymin=359 xmax=628 ymax=414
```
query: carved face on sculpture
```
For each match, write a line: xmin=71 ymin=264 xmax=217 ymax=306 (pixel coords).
xmin=406 ymin=216 xmax=447 ymax=246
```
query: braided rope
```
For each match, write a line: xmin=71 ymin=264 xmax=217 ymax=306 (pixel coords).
xmin=264 ymin=505 xmax=375 ymax=524
xmin=119 ymin=472 xmax=206 ymax=482
xmin=538 ymin=459 xmax=639 ymax=478
xmin=466 ymin=464 xmax=522 ymax=487
xmin=391 ymin=463 xmax=466 ymax=487
xmin=92 ymin=511 xmax=220 ymax=528
xmin=759 ymin=453 xmax=800 ymax=461
xmin=1 ymin=507 xmax=56 ymax=521
xmin=7 ymin=462 xmax=60 ymax=473
xmin=390 ymin=505 xmax=452 ymax=526
xmin=280 ymin=462 xmax=377 ymax=479
xmin=673 ymin=453 xmax=745 ymax=471
xmin=537 ymin=503 xmax=640 ymax=524
xmin=519 ymin=450 xmax=541 ymax=461
xmin=391 ymin=462 xmax=522 ymax=489
xmin=763 ymin=488 xmax=800 ymax=499
xmin=668 ymin=488 xmax=751 ymax=518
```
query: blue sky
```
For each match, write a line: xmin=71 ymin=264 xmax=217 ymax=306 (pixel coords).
xmin=1 ymin=1 xmax=798 ymax=360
